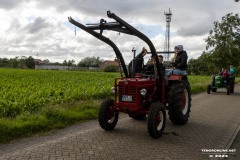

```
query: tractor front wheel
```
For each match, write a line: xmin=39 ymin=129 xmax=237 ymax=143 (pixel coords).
xmin=147 ymin=103 xmax=166 ymax=139
xmin=212 ymin=88 xmax=217 ymax=92
xmin=98 ymin=99 xmax=119 ymax=131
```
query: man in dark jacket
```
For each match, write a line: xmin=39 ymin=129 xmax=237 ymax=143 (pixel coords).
xmin=158 ymin=55 xmax=165 ymax=75
xmin=135 ymin=48 xmax=147 ymax=73
xmin=128 ymin=47 xmax=147 ymax=77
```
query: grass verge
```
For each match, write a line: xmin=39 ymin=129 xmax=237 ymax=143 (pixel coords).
xmin=236 ymin=77 xmax=240 ymax=83
xmin=191 ymin=83 xmax=209 ymax=94
xmin=0 ymin=100 xmax=99 ymax=143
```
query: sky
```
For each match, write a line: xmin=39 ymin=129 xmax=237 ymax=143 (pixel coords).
xmin=0 ymin=0 xmax=239 ymax=63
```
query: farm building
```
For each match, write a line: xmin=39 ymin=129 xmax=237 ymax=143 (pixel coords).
xmin=35 ymin=64 xmax=68 ymax=70
xmin=99 ymin=58 xmax=120 ymax=71
xmin=34 ymin=59 xmax=44 ymax=65
xmin=35 ymin=64 xmax=100 ymax=71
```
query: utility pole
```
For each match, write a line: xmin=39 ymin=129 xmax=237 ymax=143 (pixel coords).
xmin=164 ymin=8 xmax=172 ymax=62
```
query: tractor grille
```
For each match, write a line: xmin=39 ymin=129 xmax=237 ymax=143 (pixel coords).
xmin=118 ymin=85 xmax=137 ymax=103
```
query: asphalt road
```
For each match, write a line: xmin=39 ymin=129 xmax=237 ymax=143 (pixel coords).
xmin=0 ymin=85 xmax=240 ymax=160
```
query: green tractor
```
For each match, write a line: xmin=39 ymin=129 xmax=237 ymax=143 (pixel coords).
xmin=207 ymin=75 xmax=235 ymax=95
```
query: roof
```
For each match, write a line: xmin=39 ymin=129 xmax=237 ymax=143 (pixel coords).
xmin=100 ymin=60 xmax=120 ymax=67
xmin=34 ymin=59 xmax=44 ymax=64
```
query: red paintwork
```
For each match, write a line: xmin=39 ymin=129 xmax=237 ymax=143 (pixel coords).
xmin=112 ymin=74 xmax=186 ymax=116
xmin=168 ymin=75 xmax=184 ymax=81
xmin=113 ymin=75 xmax=166 ymax=115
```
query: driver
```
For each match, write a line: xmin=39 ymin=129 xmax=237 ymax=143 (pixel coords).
xmin=128 ymin=47 xmax=147 ymax=77
xmin=219 ymin=68 xmax=224 ymax=76
xmin=135 ymin=47 xmax=147 ymax=73
xmin=222 ymin=69 xmax=230 ymax=84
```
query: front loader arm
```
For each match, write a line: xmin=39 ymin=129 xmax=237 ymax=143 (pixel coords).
xmin=68 ymin=17 xmax=129 ymax=78
xmin=68 ymin=11 xmax=164 ymax=101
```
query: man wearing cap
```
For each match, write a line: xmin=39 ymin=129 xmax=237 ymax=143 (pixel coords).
xmin=128 ymin=47 xmax=148 ymax=77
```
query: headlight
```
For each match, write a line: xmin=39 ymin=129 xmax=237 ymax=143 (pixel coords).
xmin=111 ymin=87 xmax=115 ymax=93
xmin=140 ymin=88 xmax=147 ymax=96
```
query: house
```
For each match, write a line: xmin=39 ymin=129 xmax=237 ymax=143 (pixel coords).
xmin=34 ymin=59 xmax=44 ymax=65
xmin=99 ymin=58 xmax=120 ymax=71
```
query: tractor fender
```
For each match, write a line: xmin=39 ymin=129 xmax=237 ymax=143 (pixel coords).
xmin=168 ymin=75 xmax=185 ymax=81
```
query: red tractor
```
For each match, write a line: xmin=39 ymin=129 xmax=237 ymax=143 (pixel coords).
xmin=68 ymin=11 xmax=191 ymax=139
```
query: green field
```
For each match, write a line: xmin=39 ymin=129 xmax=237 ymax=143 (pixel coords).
xmin=0 ymin=68 xmax=212 ymax=142
xmin=0 ymin=69 xmax=118 ymax=118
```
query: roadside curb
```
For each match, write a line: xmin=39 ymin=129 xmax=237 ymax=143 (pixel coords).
xmin=225 ymin=122 xmax=240 ymax=149
xmin=220 ymin=122 xmax=240 ymax=160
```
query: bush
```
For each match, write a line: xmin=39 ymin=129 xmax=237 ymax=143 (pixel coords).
xmin=104 ymin=65 xmax=118 ymax=72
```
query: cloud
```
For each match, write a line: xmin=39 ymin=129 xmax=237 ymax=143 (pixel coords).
xmin=175 ymin=13 xmax=215 ymax=37
xmin=0 ymin=0 xmax=21 ymax=9
xmin=0 ymin=0 xmax=239 ymax=63
xmin=23 ymin=17 xmax=51 ymax=34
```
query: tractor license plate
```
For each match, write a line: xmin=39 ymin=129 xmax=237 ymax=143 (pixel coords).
xmin=122 ymin=95 xmax=132 ymax=102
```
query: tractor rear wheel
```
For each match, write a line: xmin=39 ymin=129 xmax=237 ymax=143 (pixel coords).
xmin=98 ymin=99 xmax=119 ymax=131
xmin=168 ymin=80 xmax=191 ymax=125
xmin=227 ymin=86 xmax=230 ymax=95
xmin=207 ymin=85 xmax=211 ymax=94
xmin=147 ymin=103 xmax=166 ymax=139
xmin=229 ymin=79 xmax=234 ymax=93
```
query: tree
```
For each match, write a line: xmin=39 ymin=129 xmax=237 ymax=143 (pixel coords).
xmin=43 ymin=59 xmax=50 ymax=64
xmin=189 ymin=13 xmax=240 ymax=75
xmin=0 ymin=58 xmax=9 ymax=67
xmin=78 ymin=56 xmax=104 ymax=67
xmin=18 ymin=56 xmax=27 ymax=68
xmin=188 ymin=52 xmax=218 ymax=75
xmin=52 ymin=62 xmax=61 ymax=65
xmin=26 ymin=56 xmax=35 ymax=69
xmin=67 ymin=60 xmax=75 ymax=67
xmin=62 ymin=60 xmax=68 ymax=66
xmin=205 ymin=13 xmax=240 ymax=69
xmin=11 ymin=57 xmax=19 ymax=68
